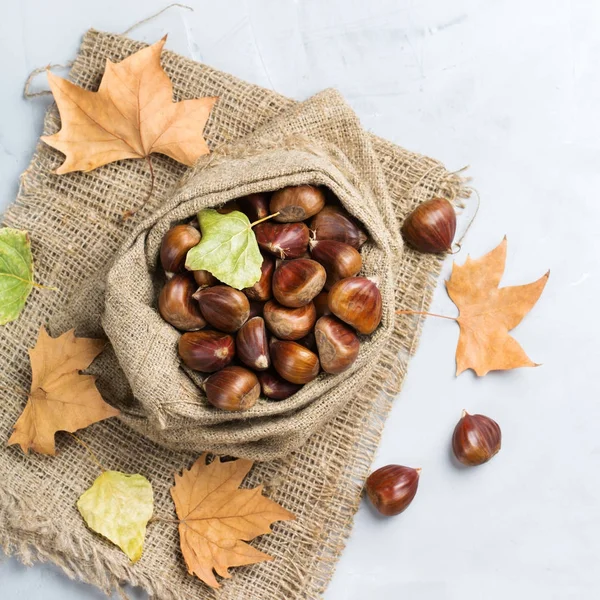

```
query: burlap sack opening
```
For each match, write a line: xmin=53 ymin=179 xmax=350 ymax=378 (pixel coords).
xmin=64 ymin=91 xmax=404 ymax=461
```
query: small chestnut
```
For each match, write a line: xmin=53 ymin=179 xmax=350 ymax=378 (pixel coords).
xmin=310 ymin=205 xmax=368 ymax=249
xmin=270 ymin=339 xmax=320 ymax=384
xmin=192 ymin=269 xmax=217 ymax=289
xmin=314 ymin=315 xmax=360 ymax=374
xmin=270 ymin=185 xmax=326 ymax=222
xmin=238 ymin=193 xmax=270 ymax=222
xmin=365 ymin=465 xmax=420 ymax=516
xmin=243 ymin=254 xmax=274 ymax=302
xmin=178 ymin=330 xmax=235 ymax=372
xmin=195 ymin=285 xmax=250 ymax=332
xmin=257 ymin=369 xmax=303 ymax=400
xmin=255 ymin=222 xmax=310 ymax=259
xmin=401 ymin=197 xmax=456 ymax=253
xmin=160 ymin=224 xmax=201 ymax=273
xmin=452 ymin=411 xmax=501 ymax=466
xmin=236 ymin=317 xmax=270 ymax=371
xmin=204 ymin=366 xmax=260 ymax=411
xmin=272 ymin=258 xmax=326 ymax=308
xmin=158 ymin=273 xmax=206 ymax=331
xmin=263 ymin=300 xmax=316 ymax=341
xmin=309 ymin=239 xmax=362 ymax=289
xmin=328 ymin=277 xmax=382 ymax=334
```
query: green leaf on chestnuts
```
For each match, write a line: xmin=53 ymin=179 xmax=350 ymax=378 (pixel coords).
xmin=185 ymin=209 xmax=263 ymax=290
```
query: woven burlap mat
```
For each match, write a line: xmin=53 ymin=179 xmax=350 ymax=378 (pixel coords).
xmin=0 ymin=30 xmax=468 ymax=599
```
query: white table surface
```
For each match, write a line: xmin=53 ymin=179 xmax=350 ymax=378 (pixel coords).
xmin=1 ymin=1 xmax=599 ymax=598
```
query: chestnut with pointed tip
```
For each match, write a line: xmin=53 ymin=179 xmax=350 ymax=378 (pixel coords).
xmin=310 ymin=239 xmax=362 ymax=289
xmin=204 ymin=366 xmax=260 ymax=411
xmin=401 ymin=197 xmax=456 ymax=253
xmin=258 ymin=369 xmax=303 ymax=400
xmin=365 ymin=465 xmax=420 ymax=516
xmin=243 ymin=254 xmax=275 ymax=302
xmin=158 ymin=273 xmax=206 ymax=331
xmin=178 ymin=330 xmax=235 ymax=372
xmin=236 ymin=317 xmax=270 ymax=371
xmin=272 ymin=258 xmax=326 ymax=308
xmin=263 ymin=300 xmax=316 ymax=341
xmin=315 ymin=315 xmax=360 ymax=374
xmin=328 ymin=277 xmax=382 ymax=334
xmin=238 ymin=193 xmax=269 ymax=222
xmin=452 ymin=411 xmax=501 ymax=466
xmin=160 ymin=224 xmax=201 ymax=273
xmin=270 ymin=339 xmax=320 ymax=384
xmin=310 ymin=205 xmax=368 ymax=249
xmin=195 ymin=285 xmax=250 ymax=332
xmin=255 ymin=222 xmax=310 ymax=259
xmin=270 ymin=185 xmax=326 ymax=222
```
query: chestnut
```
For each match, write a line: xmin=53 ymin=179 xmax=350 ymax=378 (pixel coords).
xmin=401 ymin=198 xmax=456 ymax=253
xmin=328 ymin=277 xmax=382 ymax=334
xmin=365 ymin=465 xmax=420 ymax=516
xmin=160 ymin=224 xmax=201 ymax=273
xmin=270 ymin=185 xmax=326 ymax=222
xmin=158 ymin=273 xmax=206 ymax=331
xmin=236 ymin=317 xmax=270 ymax=371
xmin=452 ymin=411 xmax=501 ymax=466
xmin=192 ymin=269 xmax=218 ymax=289
xmin=272 ymin=258 xmax=326 ymax=308
xmin=270 ymin=339 xmax=320 ymax=384
xmin=263 ymin=300 xmax=316 ymax=341
xmin=204 ymin=366 xmax=260 ymax=411
xmin=314 ymin=315 xmax=360 ymax=374
xmin=310 ymin=205 xmax=368 ymax=249
xmin=254 ymin=222 xmax=310 ymax=259
xmin=243 ymin=254 xmax=274 ymax=302
xmin=195 ymin=285 xmax=250 ymax=332
xmin=216 ymin=200 xmax=241 ymax=214
xmin=178 ymin=330 xmax=235 ymax=372
xmin=238 ymin=193 xmax=270 ymax=222
xmin=257 ymin=369 xmax=303 ymax=400
xmin=309 ymin=239 xmax=362 ymax=289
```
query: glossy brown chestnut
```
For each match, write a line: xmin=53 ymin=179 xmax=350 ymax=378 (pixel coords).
xmin=192 ymin=269 xmax=217 ymax=289
xmin=270 ymin=339 xmax=320 ymax=384
xmin=204 ymin=366 xmax=260 ymax=411
xmin=310 ymin=205 xmax=368 ymax=249
xmin=272 ymin=258 xmax=326 ymax=308
xmin=309 ymin=239 xmax=362 ymax=289
xmin=254 ymin=222 xmax=310 ymax=259
xmin=263 ymin=300 xmax=316 ymax=341
xmin=236 ymin=317 xmax=270 ymax=371
xmin=158 ymin=273 xmax=206 ymax=331
xmin=238 ymin=193 xmax=270 ymax=222
xmin=452 ymin=411 xmax=501 ymax=466
xmin=178 ymin=330 xmax=235 ymax=372
xmin=270 ymin=185 xmax=326 ymax=222
xmin=328 ymin=277 xmax=382 ymax=334
xmin=257 ymin=369 xmax=303 ymax=400
xmin=195 ymin=285 xmax=250 ymax=332
xmin=160 ymin=224 xmax=201 ymax=273
xmin=315 ymin=315 xmax=360 ymax=374
xmin=313 ymin=292 xmax=331 ymax=319
xmin=401 ymin=197 xmax=456 ymax=253
xmin=365 ymin=465 xmax=420 ymax=516
xmin=243 ymin=254 xmax=274 ymax=302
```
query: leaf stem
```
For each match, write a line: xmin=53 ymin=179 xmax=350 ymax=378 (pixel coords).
xmin=122 ymin=155 xmax=155 ymax=220
xmin=1 ymin=272 xmax=58 ymax=291
xmin=250 ymin=212 xmax=280 ymax=228
xmin=69 ymin=432 xmax=106 ymax=473
xmin=396 ymin=309 xmax=457 ymax=322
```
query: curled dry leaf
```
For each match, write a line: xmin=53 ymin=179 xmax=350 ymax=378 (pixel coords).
xmin=171 ymin=453 xmax=295 ymax=589
xmin=7 ymin=327 xmax=120 ymax=455
xmin=41 ymin=36 xmax=217 ymax=173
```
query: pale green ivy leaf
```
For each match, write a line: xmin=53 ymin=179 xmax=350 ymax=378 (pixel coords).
xmin=77 ymin=471 xmax=154 ymax=562
xmin=0 ymin=228 xmax=34 ymax=325
xmin=185 ymin=209 xmax=263 ymax=289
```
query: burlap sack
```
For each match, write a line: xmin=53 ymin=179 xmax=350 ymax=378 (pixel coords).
xmin=0 ymin=30 xmax=468 ymax=599
xmin=60 ymin=88 xmax=404 ymax=460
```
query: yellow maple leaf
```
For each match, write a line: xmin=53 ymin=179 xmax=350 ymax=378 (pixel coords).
xmin=42 ymin=36 xmax=217 ymax=173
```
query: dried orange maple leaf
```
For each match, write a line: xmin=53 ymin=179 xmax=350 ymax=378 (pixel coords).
xmin=7 ymin=327 xmax=119 ymax=455
xmin=41 ymin=36 xmax=217 ymax=174
xmin=171 ymin=453 xmax=295 ymax=589
xmin=446 ymin=237 xmax=549 ymax=376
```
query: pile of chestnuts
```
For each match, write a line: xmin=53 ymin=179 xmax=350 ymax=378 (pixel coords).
xmin=158 ymin=185 xmax=383 ymax=412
